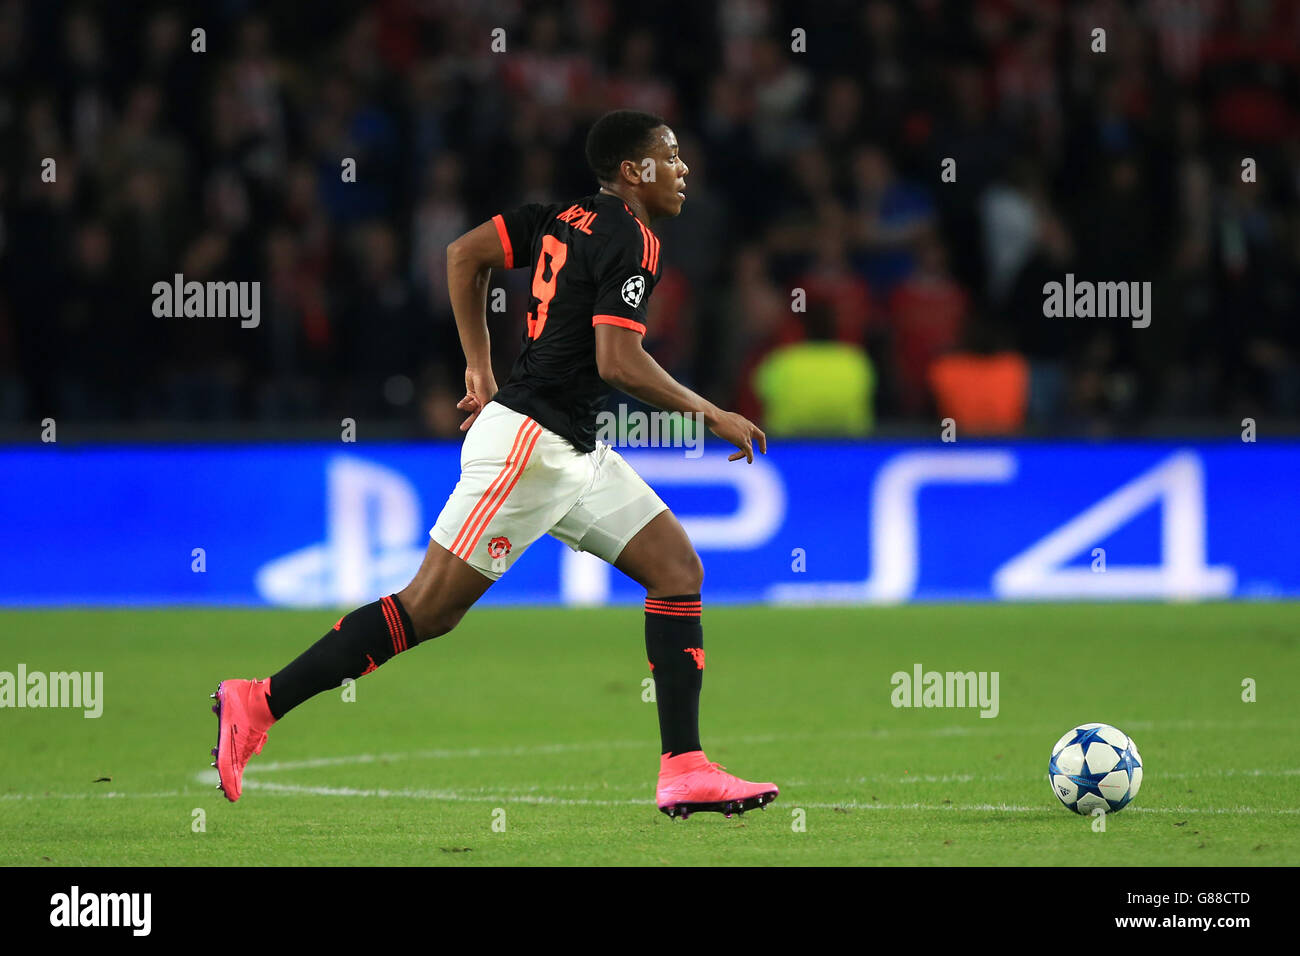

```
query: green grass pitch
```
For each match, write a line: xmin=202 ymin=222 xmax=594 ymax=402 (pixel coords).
xmin=1 ymin=603 xmax=1296 ymax=866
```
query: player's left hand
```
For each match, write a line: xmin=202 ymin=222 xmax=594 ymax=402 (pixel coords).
xmin=458 ymin=367 xmax=498 ymax=431
xmin=707 ymin=409 xmax=767 ymax=463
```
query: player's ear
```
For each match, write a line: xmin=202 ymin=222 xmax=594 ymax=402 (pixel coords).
xmin=617 ymin=158 xmax=641 ymax=188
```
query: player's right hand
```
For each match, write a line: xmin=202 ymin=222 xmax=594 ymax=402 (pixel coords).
xmin=708 ymin=410 xmax=767 ymax=463
xmin=457 ymin=367 xmax=497 ymax=431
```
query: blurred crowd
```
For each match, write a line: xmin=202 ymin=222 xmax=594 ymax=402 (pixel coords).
xmin=1 ymin=0 xmax=1299 ymax=436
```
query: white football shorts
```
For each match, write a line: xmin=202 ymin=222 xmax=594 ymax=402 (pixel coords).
xmin=430 ymin=401 xmax=668 ymax=580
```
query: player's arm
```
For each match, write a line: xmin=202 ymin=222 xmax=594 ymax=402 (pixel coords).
xmin=446 ymin=220 xmax=507 ymax=430
xmin=595 ymin=325 xmax=766 ymax=463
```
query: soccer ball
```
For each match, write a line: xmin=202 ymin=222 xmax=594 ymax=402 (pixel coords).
xmin=1048 ymin=722 xmax=1143 ymax=815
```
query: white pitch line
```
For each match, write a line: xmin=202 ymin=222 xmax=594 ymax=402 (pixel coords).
xmin=223 ymin=782 xmax=1300 ymax=815
xmin=800 ymin=801 xmax=1300 ymax=815
xmin=242 ymin=780 xmax=647 ymax=806
xmin=831 ymin=768 xmax=1300 ymax=786
xmin=231 ymin=766 xmax=1300 ymax=791
xmin=190 ymin=757 xmax=1300 ymax=796
xmin=239 ymin=732 xmax=871 ymax=773
xmin=244 ymin=739 xmax=648 ymax=772
xmin=0 ymin=790 xmax=183 ymax=802
xmin=7 ymin=783 xmax=1299 ymax=815
xmin=235 ymin=720 xmax=1300 ymax=775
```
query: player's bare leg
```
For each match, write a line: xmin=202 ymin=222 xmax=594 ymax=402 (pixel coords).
xmin=395 ymin=539 xmax=495 ymax=640
xmin=616 ymin=511 xmax=779 ymax=819
xmin=210 ymin=540 xmax=491 ymax=802
xmin=616 ymin=509 xmax=703 ymax=596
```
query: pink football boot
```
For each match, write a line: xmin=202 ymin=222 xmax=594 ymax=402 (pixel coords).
xmin=209 ymin=678 xmax=275 ymax=802
xmin=656 ymin=750 xmax=779 ymax=819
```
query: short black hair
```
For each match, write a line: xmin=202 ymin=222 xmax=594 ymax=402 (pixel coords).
xmin=585 ymin=110 xmax=665 ymax=184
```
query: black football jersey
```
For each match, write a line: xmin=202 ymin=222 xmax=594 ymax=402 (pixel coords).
xmin=488 ymin=192 xmax=662 ymax=452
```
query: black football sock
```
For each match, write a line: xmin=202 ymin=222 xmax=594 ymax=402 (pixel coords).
xmin=266 ymin=594 xmax=416 ymax=720
xmin=644 ymin=593 xmax=704 ymax=757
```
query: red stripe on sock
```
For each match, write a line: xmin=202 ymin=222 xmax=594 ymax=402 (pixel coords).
xmin=644 ymin=597 xmax=702 ymax=618
xmin=383 ymin=596 xmax=407 ymax=652
xmin=380 ymin=596 xmax=396 ymax=652
xmin=378 ymin=598 xmax=401 ymax=656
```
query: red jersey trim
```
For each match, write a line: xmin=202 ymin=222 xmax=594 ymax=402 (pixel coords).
xmin=593 ymin=314 xmax=647 ymax=335
xmin=491 ymin=214 xmax=513 ymax=269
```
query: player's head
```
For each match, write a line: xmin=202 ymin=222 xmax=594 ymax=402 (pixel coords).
xmin=585 ymin=109 xmax=688 ymax=219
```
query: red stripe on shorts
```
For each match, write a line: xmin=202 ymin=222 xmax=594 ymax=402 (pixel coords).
xmin=457 ymin=422 xmax=543 ymax=559
xmin=451 ymin=419 xmax=535 ymax=556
